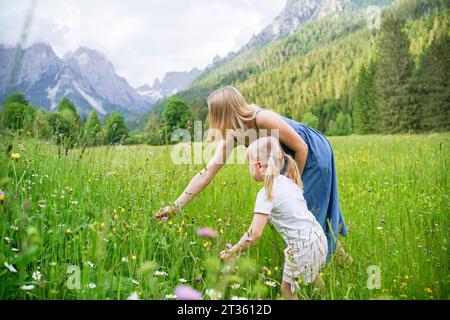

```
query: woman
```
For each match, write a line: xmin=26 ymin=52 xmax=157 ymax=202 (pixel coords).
xmin=155 ymin=86 xmax=350 ymax=261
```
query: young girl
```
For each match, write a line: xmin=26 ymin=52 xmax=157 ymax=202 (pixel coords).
xmin=219 ymin=136 xmax=328 ymax=300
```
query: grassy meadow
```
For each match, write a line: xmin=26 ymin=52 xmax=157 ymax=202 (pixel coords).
xmin=0 ymin=132 xmax=448 ymax=300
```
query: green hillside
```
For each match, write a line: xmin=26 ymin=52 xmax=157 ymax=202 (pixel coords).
xmin=144 ymin=0 xmax=449 ymax=138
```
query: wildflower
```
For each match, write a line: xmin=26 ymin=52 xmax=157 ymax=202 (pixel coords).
xmin=32 ymin=271 xmax=42 ymax=281
xmin=205 ymin=289 xmax=222 ymax=300
xmin=230 ymin=283 xmax=240 ymax=289
xmin=424 ymin=288 xmax=432 ymax=294
xmin=264 ymin=280 xmax=277 ymax=287
xmin=196 ymin=228 xmax=219 ymax=239
xmin=66 ymin=228 xmax=72 ymax=236
xmin=203 ymin=241 xmax=211 ymax=249
xmin=121 ymin=257 xmax=129 ymax=263
xmin=376 ymin=226 xmax=383 ymax=230
xmin=38 ymin=200 xmax=46 ymax=208
xmin=11 ymin=153 xmax=20 ymax=160
xmin=88 ymin=283 xmax=96 ymax=289
xmin=127 ymin=292 xmax=139 ymax=300
xmin=194 ymin=277 xmax=203 ymax=283
xmin=0 ymin=190 xmax=5 ymax=203
xmin=132 ymin=280 xmax=139 ymax=285
xmin=4 ymin=262 xmax=17 ymax=273
xmin=154 ymin=270 xmax=168 ymax=277
xmin=179 ymin=278 xmax=188 ymax=283
xmin=49 ymin=262 xmax=57 ymax=266
xmin=263 ymin=267 xmax=272 ymax=276
xmin=149 ymin=152 xmax=155 ymax=157
xmin=4 ymin=237 xmax=11 ymax=243
xmin=85 ymin=261 xmax=94 ymax=268
xmin=190 ymin=241 xmax=197 ymax=245
xmin=21 ymin=284 xmax=35 ymax=291
xmin=174 ymin=285 xmax=202 ymax=300
xmin=11 ymin=248 xmax=18 ymax=252
xmin=165 ymin=294 xmax=177 ymax=299
xmin=10 ymin=225 xmax=19 ymax=231
xmin=131 ymin=255 xmax=137 ymax=261
xmin=71 ymin=200 xmax=79 ymax=205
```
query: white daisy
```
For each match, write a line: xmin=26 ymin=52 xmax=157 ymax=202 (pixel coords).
xmin=154 ymin=270 xmax=168 ymax=277
xmin=21 ymin=284 xmax=35 ymax=291
xmin=85 ymin=261 xmax=94 ymax=268
xmin=4 ymin=262 xmax=17 ymax=273
xmin=264 ymin=280 xmax=277 ymax=287
xmin=121 ymin=257 xmax=129 ymax=263
xmin=88 ymin=283 xmax=96 ymax=289
xmin=10 ymin=225 xmax=19 ymax=231
xmin=165 ymin=294 xmax=177 ymax=299
xmin=127 ymin=292 xmax=139 ymax=300
xmin=32 ymin=271 xmax=42 ymax=281
xmin=205 ymin=289 xmax=222 ymax=300
xmin=179 ymin=278 xmax=188 ymax=283
xmin=4 ymin=236 xmax=11 ymax=243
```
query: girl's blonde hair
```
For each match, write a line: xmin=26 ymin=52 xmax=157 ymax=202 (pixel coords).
xmin=206 ymin=86 xmax=258 ymax=141
xmin=246 ymin=136 xmax=303 ymax=201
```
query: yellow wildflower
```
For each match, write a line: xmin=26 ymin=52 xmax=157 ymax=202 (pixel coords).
xmin=11 ymin=153 xmax=20 ymax=160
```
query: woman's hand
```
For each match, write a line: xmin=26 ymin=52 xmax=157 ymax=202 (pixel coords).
xmin=154 ymin=205 xmax=179 ymax=222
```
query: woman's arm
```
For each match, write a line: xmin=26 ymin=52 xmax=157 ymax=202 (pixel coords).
xmin=256 ymin=110 xmax=308 ymax=176
xmin=220 ymin=213 xmax=268 ymax=260
xmin=155 ymin=135 xmax=237 ymax=220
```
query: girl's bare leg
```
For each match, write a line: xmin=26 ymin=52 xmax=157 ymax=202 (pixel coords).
xmin=281 ymin=280 xmax=298 ymax=300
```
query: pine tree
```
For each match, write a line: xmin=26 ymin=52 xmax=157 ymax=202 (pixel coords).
xmin=415 ymin=32 xmax=450 ymax=131
xmin=353 ymin=61 xmax=377 ymax=134
xmin=374 ymin=13 xmax=415 ymax=133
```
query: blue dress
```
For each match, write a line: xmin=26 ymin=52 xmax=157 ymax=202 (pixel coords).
xmin=253 ymin=110 xmax=348 ymax=260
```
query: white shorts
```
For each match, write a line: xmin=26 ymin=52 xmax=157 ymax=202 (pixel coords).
xmin=282 ymin=233 xmax=328 ymax=293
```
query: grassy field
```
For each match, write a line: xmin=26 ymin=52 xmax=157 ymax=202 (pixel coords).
xmin=0 ymin=132 xmax=448 ymax=300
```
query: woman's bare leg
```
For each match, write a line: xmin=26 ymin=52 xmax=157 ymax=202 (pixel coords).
xmin=281 ymin=281 xmax=298 ymax=300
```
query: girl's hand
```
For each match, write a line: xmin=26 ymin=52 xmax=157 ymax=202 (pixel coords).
xmin=219 ymin=250 xmax=234 ymax=261
xmin=154 ymin=206 xmax=179 ymax=222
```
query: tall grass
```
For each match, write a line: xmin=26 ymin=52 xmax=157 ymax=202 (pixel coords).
xmin=0 ymin=132 xmax=448 ymax=299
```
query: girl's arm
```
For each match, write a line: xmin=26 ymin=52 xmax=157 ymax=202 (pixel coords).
xmin=220 ymin=213 xmax=269 ymax=259
xmin=155 ymin=135 xmax=237 ymax=220
xmin=256 ymin=110 xmax=308 ymax=176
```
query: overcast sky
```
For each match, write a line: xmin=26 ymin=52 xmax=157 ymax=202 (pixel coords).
xmin=0 ymin=0 xmax=285 ymax=87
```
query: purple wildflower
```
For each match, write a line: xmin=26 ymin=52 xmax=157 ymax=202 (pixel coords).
xmin=174 ymin=285 xmax=202 ymax=300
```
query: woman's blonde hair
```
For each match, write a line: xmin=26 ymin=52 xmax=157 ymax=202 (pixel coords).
xmin=206 ymin=86 xmax=257 ymax=141
xmin=246 ymin=136 xmax=303 ymax=201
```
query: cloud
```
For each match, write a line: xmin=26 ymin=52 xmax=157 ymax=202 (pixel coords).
xmin=0 ymin=0 xmax=285 ymax=87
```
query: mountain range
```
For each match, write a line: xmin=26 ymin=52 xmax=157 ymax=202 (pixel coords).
xmin=0 ymin=0 xmax=395 ymax=123
xmin=0 ymin=43 xmax=204 ymax=120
